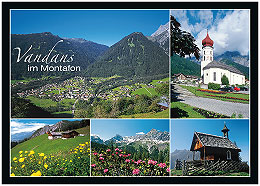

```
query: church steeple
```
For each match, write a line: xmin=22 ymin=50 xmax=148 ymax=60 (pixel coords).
xmin=201 ymin=30 xmax=214 ymax=81
xmin=221 ymin=122 xmax=230 ymax=138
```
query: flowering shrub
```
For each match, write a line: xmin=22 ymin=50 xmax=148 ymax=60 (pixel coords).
xmin=193 ymin=107 xmax=230 ymax=118
xmin=10 ymin=142 xmax=90 ymax=176
xmin=205 ymin=94 xmax=249 ymax=101
xmin=197 ymin=89 xmax=226 ymax=94
xmin=91 ymin=148 xmax=170 ymax=176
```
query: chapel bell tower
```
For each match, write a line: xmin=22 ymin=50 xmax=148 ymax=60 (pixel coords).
xmin=221 ymin=122 xmax=230 ymax=139
xmin=201 ymin=30 xmax=214 ymax=80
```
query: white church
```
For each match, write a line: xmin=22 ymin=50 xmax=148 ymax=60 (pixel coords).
xmin=201 ymin=32 xmax=245 ymax=85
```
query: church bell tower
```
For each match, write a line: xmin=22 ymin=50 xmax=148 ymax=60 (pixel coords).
xmin=201 ymin=30 xmax=214 ymax=81
xmin=221 ymin=122 xmax=230 ymax=139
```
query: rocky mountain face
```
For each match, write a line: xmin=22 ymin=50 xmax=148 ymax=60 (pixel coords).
xmin=147 ymin=22 xmax=169 ymax=54
xmin=91 ymin=134 xmax=104 ymax=144
xmin=30 ymin=119 xmax=89 ymax=139
xmin=170 ymin=149 xmax=200 ymax=169
xmin=86 ymin=32 xmax=169 ymax=77
xmin=214 ymin=51 xmax=249 ymax=67
xmin=91 ymin=129 xmax=170 ymax=162
xmin=91 ymin=129 xmax=169 ymax=146
xmin=30 ymin=121 xmax=65 ymax=139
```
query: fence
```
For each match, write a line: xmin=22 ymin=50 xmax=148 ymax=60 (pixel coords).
xmin=182 ymin=160 xmax=249 ymax=176
xmin=174 ymin=159 xmax=183 ymax=170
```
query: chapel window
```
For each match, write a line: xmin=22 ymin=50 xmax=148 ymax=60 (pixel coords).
xmin=213 ymin=72 xmax=216 ymax=81
xmin=227 ymin=150 xmax=231 ymax=160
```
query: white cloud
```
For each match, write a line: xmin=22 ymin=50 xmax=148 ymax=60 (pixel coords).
xmin=171 ymin=10 xmax=250 ymax=56
xmin=136 ymin=132 xmax=145 ymax=135
xmin=11 ymin=121 xmax=47 ymax=135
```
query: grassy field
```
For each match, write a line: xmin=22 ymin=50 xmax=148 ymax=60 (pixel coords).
xmin=170 ymin=169 xmax=249 ymax=176
xmin=171 ymin=102 xmax=205 ymax=118
xmin=27 ymin=96 xmax=57 ymax=108
xmin=180 ymin=85 xmax=249 ymax=104
xmin=132 ymin=85 xmax=159 ymax=97
xmin=11 ymin=126 xmax=90 ymax=159
xmin=150 ymin=77 xmax=169 ymax=87
xmin=224 ymin=172 xmax=249 ymax=176
xmin=119 ymin=109 xmax=169 ymax=118
xmin=171 ymin=169 xmax=182 ymax=176
xmin=52 ymin=111 xmax=73 ymax=118
xmin=26 ymin=97 xmax=75 ymax=108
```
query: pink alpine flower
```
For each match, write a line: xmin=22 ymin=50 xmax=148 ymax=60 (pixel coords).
xmin=119 ymin=149 xmax=122 ymax=152
xmin=115 ymin=152 xmax=118 ymax=155
xmin=99 ymin=154 xmax=103 ymax=157
xmin=128 ymin=154 xmax=131 ymax=157
xmin=119 ymin=154 xmax=123 ymax=157
xmin=106 ymin=149 xmax=111 ymax=152
xmin=158 ymin=163 xmax=167 ymax=168
xmin=104 ymin=169 xmax=108 ymax=173
xmin=148 ymin=160 xmax=157 ymax=165
xmin=112 ymin=153 xmax=114 ymax=156
xmin=132 ymin=169 xmax=140 ymax=175
xmin=99 ymin=157 xmax=104 ymax=160
xmin=123 ymin=155 xmax=127 ymax=158
xmin=167 ymin=167 xmax=170 ymax=172
xmin=125 ymin=159 xmax=130 ymax=163
xmin=91 ymin=164 xmax=96 ymax=167
xmin=134 ymin=160 xmax=142 ymax=165
xmin=115 ymin=148 xmax=119 ymax=151
xmin=93 ymin=152 xmax=98 ymax=156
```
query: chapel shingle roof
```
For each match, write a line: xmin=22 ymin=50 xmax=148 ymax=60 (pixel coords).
xmin=192 ymin=132 xmax=241 ymax=151
xmin=203 ymin=61 xmax=244 ymax=76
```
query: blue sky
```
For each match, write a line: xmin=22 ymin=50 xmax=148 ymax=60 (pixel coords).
xmin=171 ymin=10 xmax=249 ymax=55
xmin=11 ymin=119 xmax=81 ymax=135
xmin=170 ymin=119 xmax=250 ymax=162
xmin=91 ymin=119 xmax=169 ymax=141
xmin=11 ymin=10 xmax=169 ymax=46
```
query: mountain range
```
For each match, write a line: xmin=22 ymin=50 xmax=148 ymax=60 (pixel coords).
xmin=30 ymin=119 xmax=90 ymax=139
xmin=92 ymin=128 xmax=169 ymax=152
xmin=172 ymin=51 xmax=250 ymax=79
xmin=147 ymin=22 xmax=169 ymax=54
xmin=11 ymin=32 xmax=109 ymax=79
xmin=85 ymin=32 xmax=169 ymax=77
xmin=11 ymin=23 xmax=169 ymax=80
xmin=214 ymin=51 xmax=249 ymax=67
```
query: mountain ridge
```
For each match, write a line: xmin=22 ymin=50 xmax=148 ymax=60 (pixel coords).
xmin=91 ymin=128 xmax=169 ymax=145
xmin=86 ymin=32 xmax=169 ymax=78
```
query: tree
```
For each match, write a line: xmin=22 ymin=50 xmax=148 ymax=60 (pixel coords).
xmin=221 ymin=75 xmax=229 ymax=85
xmin=170 ymin=15 xmax=200 ymax=60
xmin=155 ymin=83 xmax=169 ymax=96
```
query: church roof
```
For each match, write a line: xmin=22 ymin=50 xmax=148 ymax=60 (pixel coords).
xmin=203 ymin=61 xmax=244 ymax=76
xmin=202 ymin=31 xmax=214 ymax=47
xmin=190 ymin=132 xmax=241 ymax=151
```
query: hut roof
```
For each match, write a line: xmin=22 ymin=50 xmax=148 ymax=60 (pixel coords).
xmin=61 ymin=130 xmax=79 ymax=134
xmin=190 ymin=132 xmax=241 ymax=151
xmin=50 ymin=132 xmax=62 ymax=136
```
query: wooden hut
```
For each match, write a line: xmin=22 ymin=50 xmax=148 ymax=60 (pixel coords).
xmin=61 ymin=130 xmax=79 ymax=138
xmin=47 ymin=131 xmax=62 ymax=140
xmin=190 ymin=124 xmax=241 ymax=161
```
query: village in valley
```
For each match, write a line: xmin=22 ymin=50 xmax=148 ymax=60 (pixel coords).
xmin=12 ymin=75 xmax=169 ymax=118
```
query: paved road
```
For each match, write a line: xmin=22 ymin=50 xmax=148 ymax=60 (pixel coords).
xmin=72 ymin=99 xmax=79 ymax=117
xmin=173 ymin=84 xmax=249 ymax=118
xmin=144 ymin=87 xmax=152 ymax=96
